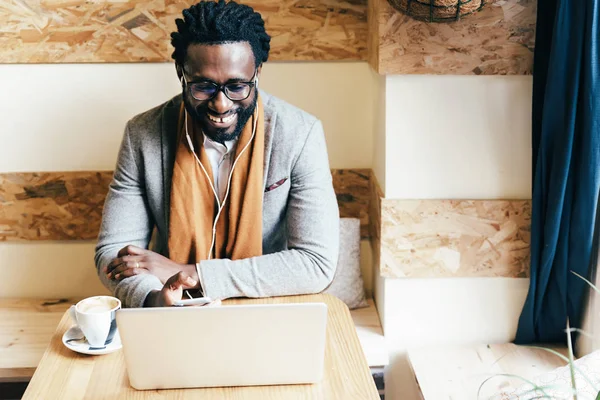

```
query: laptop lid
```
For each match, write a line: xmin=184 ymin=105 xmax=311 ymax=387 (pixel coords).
xmin=116 ymin=303 xmax=328 ymax=390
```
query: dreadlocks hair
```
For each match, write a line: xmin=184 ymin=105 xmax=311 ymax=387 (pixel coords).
xmin=170 ymin=0 xmax=271 ymax=68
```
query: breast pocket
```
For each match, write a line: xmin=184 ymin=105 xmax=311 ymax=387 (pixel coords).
xmin=262 ymin=177 xmax=291 ymax=237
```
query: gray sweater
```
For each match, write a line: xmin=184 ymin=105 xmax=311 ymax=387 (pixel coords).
xmin=95 ymin=92 xmax=340 ymax=308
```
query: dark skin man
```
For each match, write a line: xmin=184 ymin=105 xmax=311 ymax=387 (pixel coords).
xmin=104 ymin=41 xmax=261 ymax=307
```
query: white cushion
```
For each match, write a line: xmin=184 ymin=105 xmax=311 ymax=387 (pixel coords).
xmin=324 ymin=218 xmax=368 ymax=309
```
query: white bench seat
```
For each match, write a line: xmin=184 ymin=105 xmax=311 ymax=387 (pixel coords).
xmin=350 ymin=298 xmax=389 ymax=368
xmin=0 ymin=298 xmax=76 ymax=382
xmin=408 ymin=343 xmax=568 ymax=400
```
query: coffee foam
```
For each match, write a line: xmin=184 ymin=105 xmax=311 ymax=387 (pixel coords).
xmin=77 ymin=297 xmax=119 ymax=313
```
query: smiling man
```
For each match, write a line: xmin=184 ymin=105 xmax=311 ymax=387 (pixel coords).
xmin=95 ymin=0 xmax=340 ymax=308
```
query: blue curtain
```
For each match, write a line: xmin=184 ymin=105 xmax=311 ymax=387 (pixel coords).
xmin=515 ymin=0 xmax=600 ymax=344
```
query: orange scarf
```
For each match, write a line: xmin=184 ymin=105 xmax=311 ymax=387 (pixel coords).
xmin=168 ymin=98 xmax=264 ymax=264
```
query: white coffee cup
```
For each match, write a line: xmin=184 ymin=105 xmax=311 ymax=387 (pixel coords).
xmin=69 ymin=296 xmax=121 ymax=348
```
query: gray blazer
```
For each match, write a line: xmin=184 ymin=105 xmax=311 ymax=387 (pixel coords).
xmin=95 ymin=91 xmax=340 ymax=308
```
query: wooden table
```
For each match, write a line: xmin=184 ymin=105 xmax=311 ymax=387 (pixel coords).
xmin=22 ymin=294 xmax=379 ymax=399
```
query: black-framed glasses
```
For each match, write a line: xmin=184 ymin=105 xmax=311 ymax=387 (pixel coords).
xmin=182 ymin=69 xmax=257 ymax=101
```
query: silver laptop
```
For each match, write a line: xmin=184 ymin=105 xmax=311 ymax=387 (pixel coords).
xmin=116 ymin=303 xmax=328 ymax=390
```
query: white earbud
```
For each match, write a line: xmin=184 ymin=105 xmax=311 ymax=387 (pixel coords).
xmin=185 ymin=130 xmax=195 ymax=154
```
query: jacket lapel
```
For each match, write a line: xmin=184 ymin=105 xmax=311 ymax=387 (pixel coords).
xmin=261 ymin=91 xmax=276 ymax=190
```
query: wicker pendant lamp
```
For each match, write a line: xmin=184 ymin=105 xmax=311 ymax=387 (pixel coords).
xmin=387 ymin=0 xmax=485 ymax=23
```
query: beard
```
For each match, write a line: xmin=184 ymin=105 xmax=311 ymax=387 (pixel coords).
xmin=183 ymin=91 xmax=257 ymax=144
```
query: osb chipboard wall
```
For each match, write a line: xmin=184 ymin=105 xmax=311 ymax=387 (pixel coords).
xmin=2 ymin=0 xmax=535 ymax=74
xmin=369 ymin=0 xmax=537 ymax=75
xmin=380 ymin=199 xmax=531 ymax=278
xmin=0 ymin=172 xmax=112 ymax=241
xmin=0 ymin=169 xmax=372 ymax=241
xmin=0 ymin=0 xmax=367 ymax=63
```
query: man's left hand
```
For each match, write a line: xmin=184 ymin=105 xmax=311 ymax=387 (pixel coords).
xmin=104 ymin=245 xmax=195 ymax=285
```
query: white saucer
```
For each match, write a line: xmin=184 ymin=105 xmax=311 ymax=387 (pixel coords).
xmin=62 ymin=325 xmax=122 ymax=355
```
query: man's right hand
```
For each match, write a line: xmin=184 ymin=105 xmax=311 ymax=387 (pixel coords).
xmin=144 ymin=272 xmax=197 ymax=307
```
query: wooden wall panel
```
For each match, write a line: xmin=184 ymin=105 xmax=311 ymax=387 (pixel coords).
xmin=370 ymin=0 xmax=536 ymax=75
xmin=332 ymin=169 xmax=372 ymax=239
xmin=0 ymin=169 xmax=373 ymax=241
xmin=367 ymin=0 xmax=381 ymax=72
xmin=368 ymin=172 xmax=383 ymax=273
xmin=380 ymin=199 xmax=531 ymax=278
xmin=0 ymin=0 xmax=367 ymax=63
xmin=0 ymin=172 xmax=112 ymax=241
